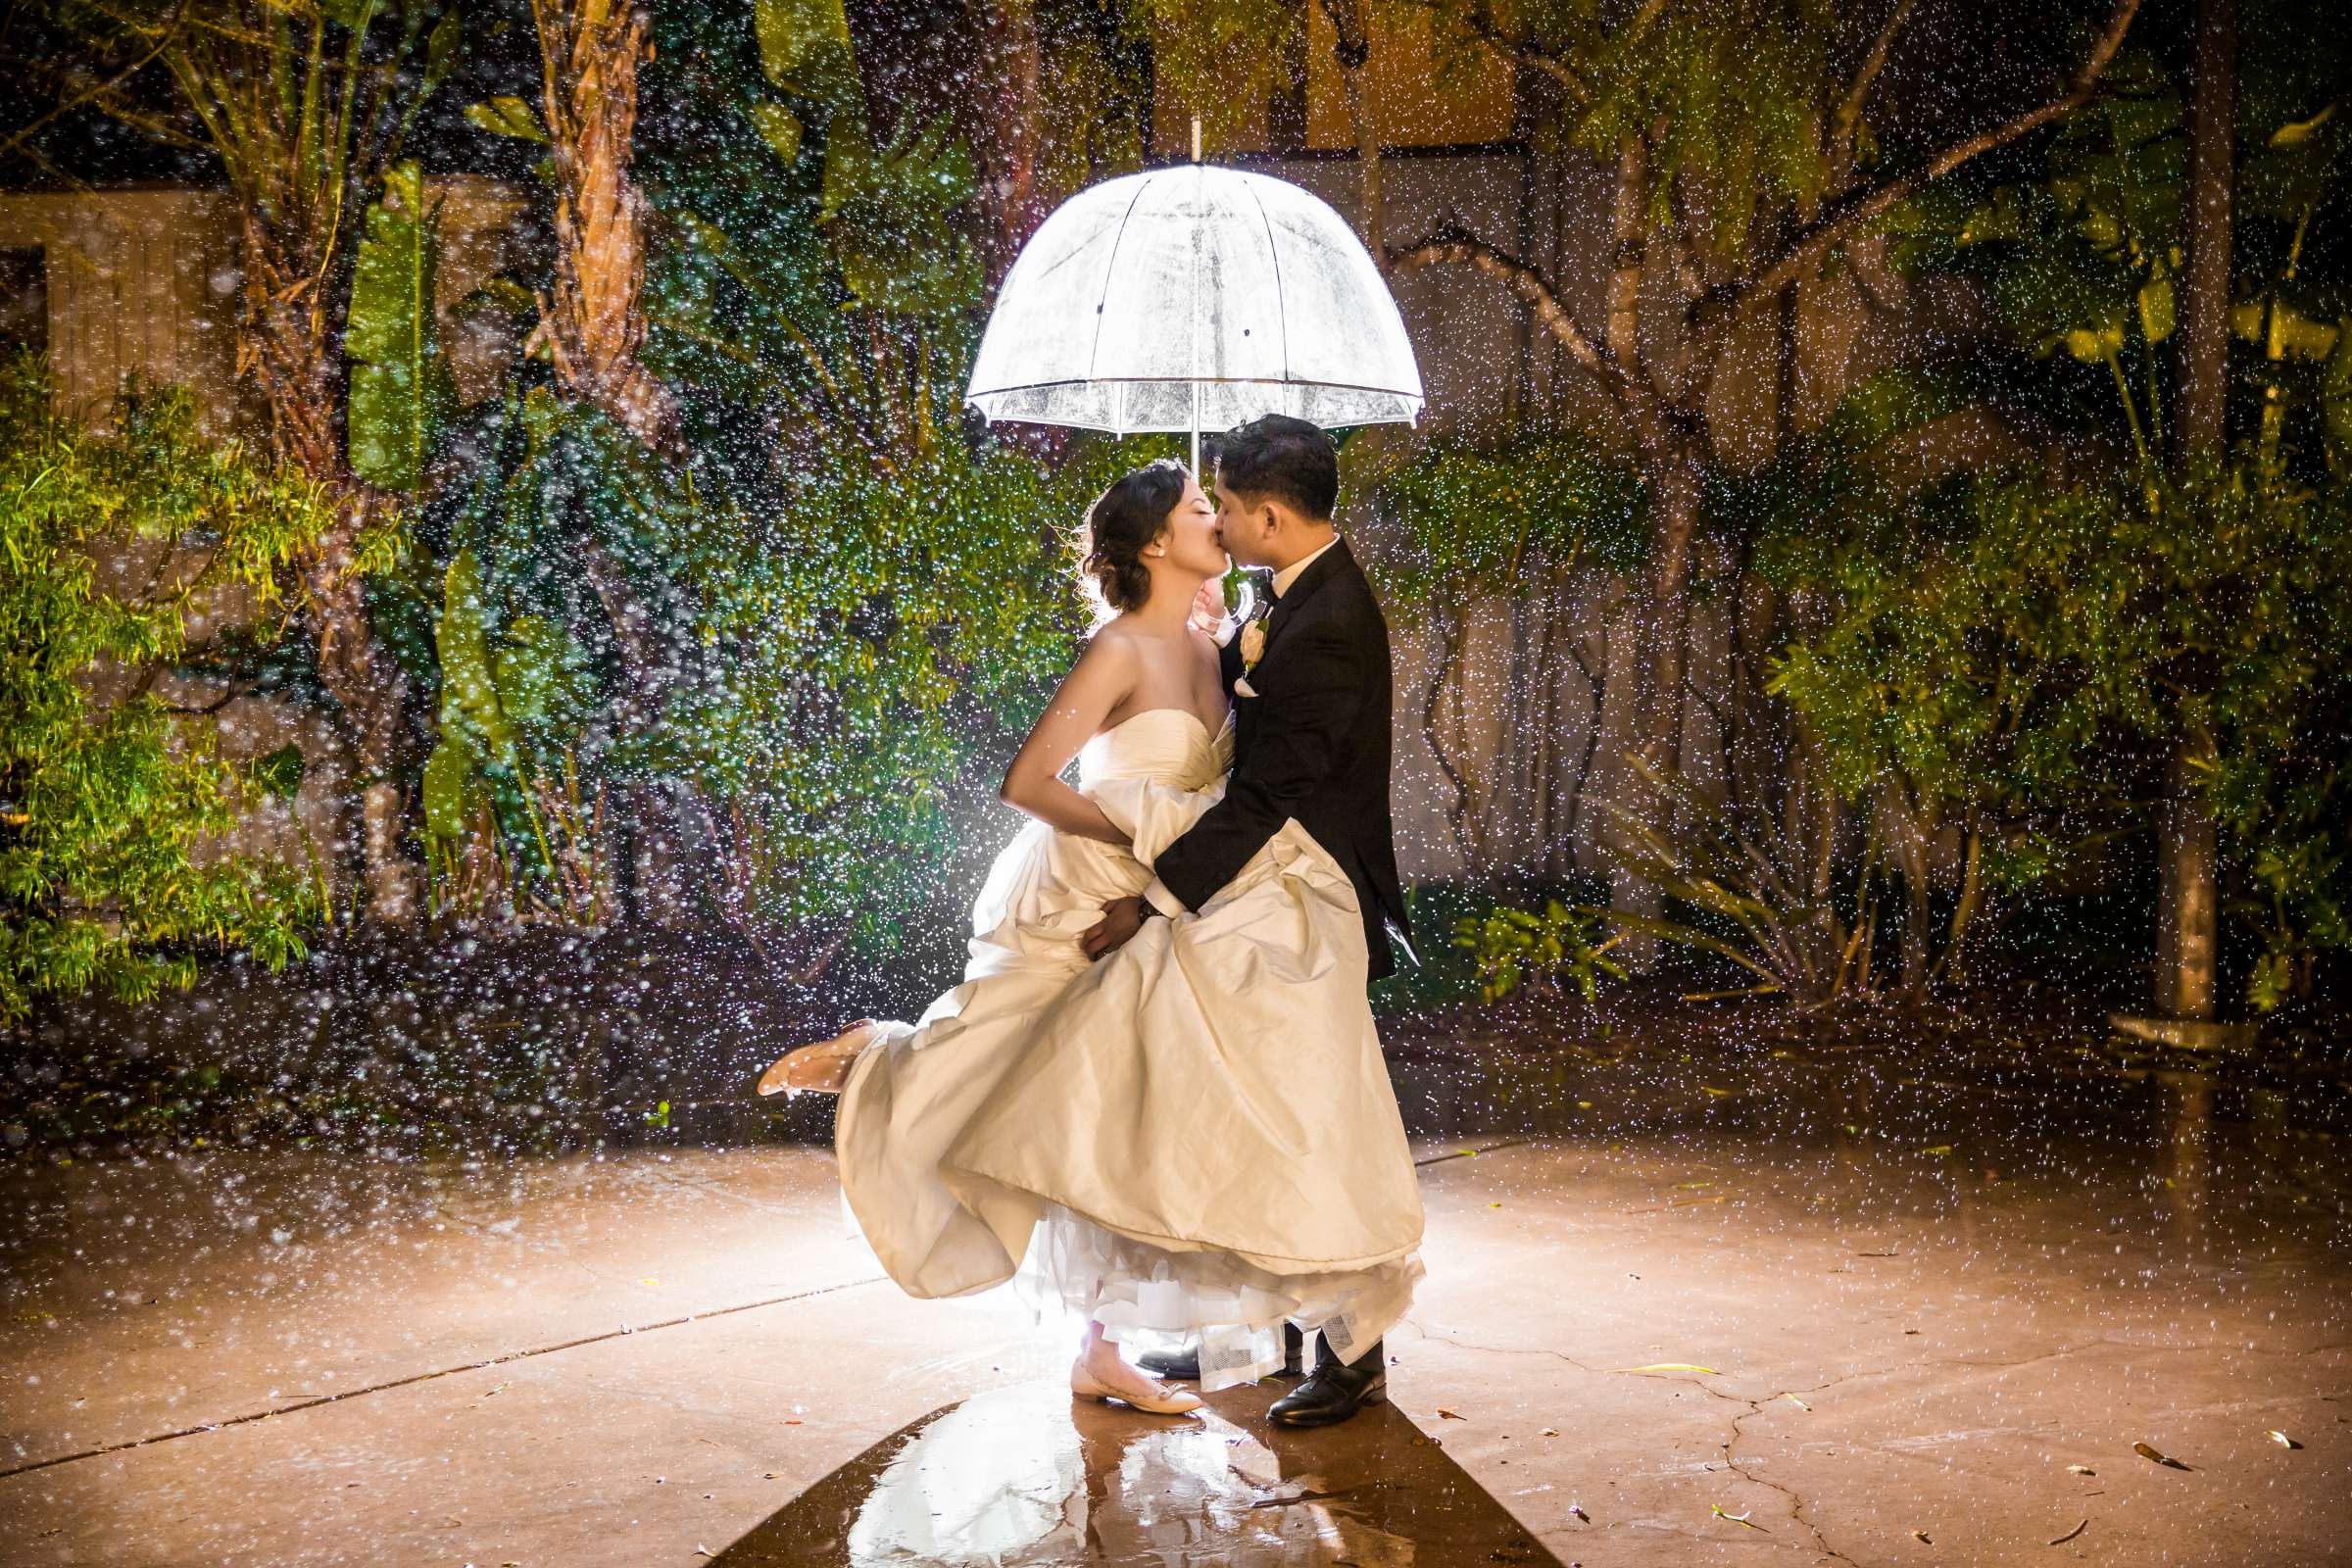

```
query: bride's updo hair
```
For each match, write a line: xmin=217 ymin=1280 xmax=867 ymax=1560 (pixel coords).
xmin=1076 ymin=459 xmax=1188 ymax=620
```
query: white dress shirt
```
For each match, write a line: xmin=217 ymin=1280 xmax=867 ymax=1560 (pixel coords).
xmin=1270 ymin=533 xmax=1341 ymax=599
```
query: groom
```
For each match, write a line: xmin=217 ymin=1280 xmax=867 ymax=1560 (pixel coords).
xmin=1080 ymin=412 xmax=1413 ymax=1427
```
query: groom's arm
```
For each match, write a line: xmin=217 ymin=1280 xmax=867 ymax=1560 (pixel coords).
xmin=1149 ymin=617 xmax=1359 ymax=915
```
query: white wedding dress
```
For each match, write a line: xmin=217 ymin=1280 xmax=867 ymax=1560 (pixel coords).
xmin=831 ymin=706 xmax=1425 ymax=1390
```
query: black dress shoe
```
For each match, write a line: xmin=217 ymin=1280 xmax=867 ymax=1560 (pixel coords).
xmin=1267 ymin=1337 xmax=1386 ymax=1428
xmin=1137 ymin=1321 xmax=1305 ymax=1383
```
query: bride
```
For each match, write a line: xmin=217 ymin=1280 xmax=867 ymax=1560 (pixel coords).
xmin=758 ymin=458 xmax=1425 ymax=1418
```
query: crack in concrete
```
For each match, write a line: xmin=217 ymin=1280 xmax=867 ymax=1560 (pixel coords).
xmin=1723 ymin=1372 xmax=1880 ymax=1568
xmin=0 ymin=1273 xmax=891 ymax=1484
xmin=1927 ymin=1339 xmax=2119 ymax=1373
xmin=1410 ymin=1322 xmax=1885 ymax=1566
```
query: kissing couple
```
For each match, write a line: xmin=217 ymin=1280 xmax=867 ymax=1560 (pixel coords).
xmin=760 ymin=413 xmax=1423 ymax=1427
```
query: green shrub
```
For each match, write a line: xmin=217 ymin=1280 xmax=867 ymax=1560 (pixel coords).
xmin=0 ymin=360 xmax=330 ymax=1024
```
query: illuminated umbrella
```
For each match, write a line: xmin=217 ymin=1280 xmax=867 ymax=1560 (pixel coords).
xmin=966 ymin=156 xmax=1424 ymax=467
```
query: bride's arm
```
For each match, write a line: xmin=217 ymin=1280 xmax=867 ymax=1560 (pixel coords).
xmin=999 ymin=632 xmax=1134 ymax=847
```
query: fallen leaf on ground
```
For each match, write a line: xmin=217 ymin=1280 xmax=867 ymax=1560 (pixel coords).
xmin=1570 ymin=1504 xmax=1590 ymax=1522
xmin=1920 ymin=1145 xmax=1953 ymax=1155
xmin=1710 ymin=1504 xmax=1763 ymax=1531
xmin=1540 ymin=1427 xmax=1559 ymax=1437
xmin=2133 ymin=1441 xmax=2192 ymax=1471
xmin=1784 ymin=1393 xmax=1810 ymax=1410
xmin=2269 ymin=1430 xmax=2301 ymax=1448
xmin=2049 ymin=1518 xmax=2089 ymax=1545
xmin=1912 ymin=1530 xmax=1933 ymax=1544
xmin=1615 ymin=1363 xmax=1720 ymax=1375
xmin=2066 ymin=1464 xmax=2095 ymax=1476
xmin=1436 ymin=1406 xmax=1465 ymax=1420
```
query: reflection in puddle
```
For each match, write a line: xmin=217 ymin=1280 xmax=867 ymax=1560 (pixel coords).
xmin=715 ymin=1378 xmax=1556 ymax=1567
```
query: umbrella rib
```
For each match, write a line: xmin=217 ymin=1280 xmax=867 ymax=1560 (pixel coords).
xmin=1242 ymin=175 xmax=1292 ymax=386
xmin=972 ymin=374 xmax=1420 ymax=397
xmin=1087 ymin=173 xmax=1158 ymax=395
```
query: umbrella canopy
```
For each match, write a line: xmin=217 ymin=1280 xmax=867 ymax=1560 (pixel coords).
xmin=966 ymin=165 xmax=1423 ymax=438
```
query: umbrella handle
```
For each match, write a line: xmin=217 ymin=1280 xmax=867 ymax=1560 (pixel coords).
xmin=1190 ymin=383 xmax=1200 ymax=476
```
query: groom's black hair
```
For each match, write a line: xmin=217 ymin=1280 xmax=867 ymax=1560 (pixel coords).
xmin=1212 ymin=414 xmax=1338 ymax=521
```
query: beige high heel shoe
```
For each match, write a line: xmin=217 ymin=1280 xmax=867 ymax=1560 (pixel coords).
xmin=1069 ymin=1359 xmax=1203 ymax=1416
xmin=755 ymin=1020 xmax=881 ymax=1098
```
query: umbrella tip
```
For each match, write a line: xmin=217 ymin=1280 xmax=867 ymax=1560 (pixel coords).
xmin=1191 ymin=115 xmax=1201 ymax=164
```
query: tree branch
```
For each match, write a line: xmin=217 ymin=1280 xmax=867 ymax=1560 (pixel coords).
xmin=1831 ymin=0 xmax=1920 ymax=179
xmin=1385 ymin=220 xmax=1665 ymax=444
xmin=1398 ymin=0 xmax=1589 ymax=103
xmin=1698 ymin=0 xmax=2145 ymax=342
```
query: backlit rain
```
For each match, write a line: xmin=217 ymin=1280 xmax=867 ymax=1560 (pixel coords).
xmin=2 ymin=0 xmax=2347 ymax=1563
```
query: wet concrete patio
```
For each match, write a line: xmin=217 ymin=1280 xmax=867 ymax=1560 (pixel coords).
xmin=1 ymin=1048 xmax=2346 ymax=1565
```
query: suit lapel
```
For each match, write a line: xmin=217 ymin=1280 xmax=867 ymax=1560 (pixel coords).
xmin=1259 ymin=538 xmax=1353 ymax=665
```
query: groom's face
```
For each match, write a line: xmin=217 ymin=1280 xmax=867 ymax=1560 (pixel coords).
xmin=1211 ymin=476 xmax=1280 ymax=569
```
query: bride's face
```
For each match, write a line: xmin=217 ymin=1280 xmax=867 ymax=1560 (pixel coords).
xmin=1154 ymin=476 xmax=1229 ymax=579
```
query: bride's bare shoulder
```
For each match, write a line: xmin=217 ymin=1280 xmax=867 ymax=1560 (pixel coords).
xmin=1066 ymin=618 xmax=1146 ymax=686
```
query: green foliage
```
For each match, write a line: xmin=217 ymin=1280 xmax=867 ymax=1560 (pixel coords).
xmin=403 ymin=384 xmax=661 ymax=922
xmin=1371 ymin=430 xmax=1644 ymax=605
xmin=622 ymin=5 xmax=1129 ymax=954
xmin=1886 ymin=47 xmax=2188 ymax=463
xmin=346 ymin=160 xmax=458 ymax=491
xmin=670 ymin=439 xmax=1118 ymax=948
xmin=1544 ymin=0 xmax=1844 ymax=251
xmin=1594 ymin=757 xmax=1873 ymax=1006
xmin=0 ymin=362 xmax=327 ymax=1024
xmin=1124 ymin=0 xmax=1298 ymax=150
xmin=1453 ymin=898 xmax=1625 ymax=1004
xmin=1772 ymin=460 xmax=2352 ymax=1007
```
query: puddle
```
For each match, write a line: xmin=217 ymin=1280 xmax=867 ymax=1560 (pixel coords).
xmin=712 ymin=1377 xmax=1557 ymax=1566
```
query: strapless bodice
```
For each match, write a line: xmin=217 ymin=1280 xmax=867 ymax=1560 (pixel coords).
xmin=1078 ymin=708 xmax=1234 ymax=792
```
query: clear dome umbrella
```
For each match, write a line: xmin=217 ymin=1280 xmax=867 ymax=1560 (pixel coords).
xmin=966 ymin=147 xmax=1424 ymax=472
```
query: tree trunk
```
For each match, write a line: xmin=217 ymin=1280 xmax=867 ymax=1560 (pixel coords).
xmin=2174 ymin=0 xmax=2236 ymax=460
xmin=976 ymin=0 xmax=1045 ymax=287
xmin=2158 ymin=0 xmax=2235 ymax=1020
xmin=302 ymin=503 xmax=422 ymax=925
xmin=533 ymin=0 xmax=693 ymax=925
xmin=2157 ymin=746 xmax=2220 ymax=1018
xmin=1640 ymin=440 xmax=1702 ymax=774
xmin=534 ymin=0 xmax=677 ymax=452
xmin=1320 ymin=0 xmax=1383 ymax=256
xmin=240 ymin=215 xmax=422 ymax=924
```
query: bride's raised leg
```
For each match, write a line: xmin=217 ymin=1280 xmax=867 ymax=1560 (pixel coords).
xmin=755 ymin=1019 xmax=881 ymax=1098
xmin=1070 ymin=1320 xmax=1201 ymax=1415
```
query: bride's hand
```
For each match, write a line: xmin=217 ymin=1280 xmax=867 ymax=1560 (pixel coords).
xmin=1188 ymin=578 xmax=1228 ymax=637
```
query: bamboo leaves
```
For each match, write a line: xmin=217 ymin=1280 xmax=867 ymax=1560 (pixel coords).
xmin=346 ymin=161 xmax=457 ymax=492
xmin=464 ymin=95 xmax=550 ymax=143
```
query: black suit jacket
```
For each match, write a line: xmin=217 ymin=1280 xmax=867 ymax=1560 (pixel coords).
xmin=1153 ymin=539 xmax=1414 ymax=983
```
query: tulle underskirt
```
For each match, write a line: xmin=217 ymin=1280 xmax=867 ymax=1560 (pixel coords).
xmin=1014 ymin=1199 xmax=1424 ymax=1390
xmin=844 ymin=1189 xmax=1423 ymax=1393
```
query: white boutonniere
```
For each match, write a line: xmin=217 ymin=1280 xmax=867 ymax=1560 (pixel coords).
xmin=1235 ymin=606 xmax=1272 ymax=699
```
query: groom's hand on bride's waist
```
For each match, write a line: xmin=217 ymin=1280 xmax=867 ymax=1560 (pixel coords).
xmin=1080 ymin=894 xmax=1160 ymax=960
